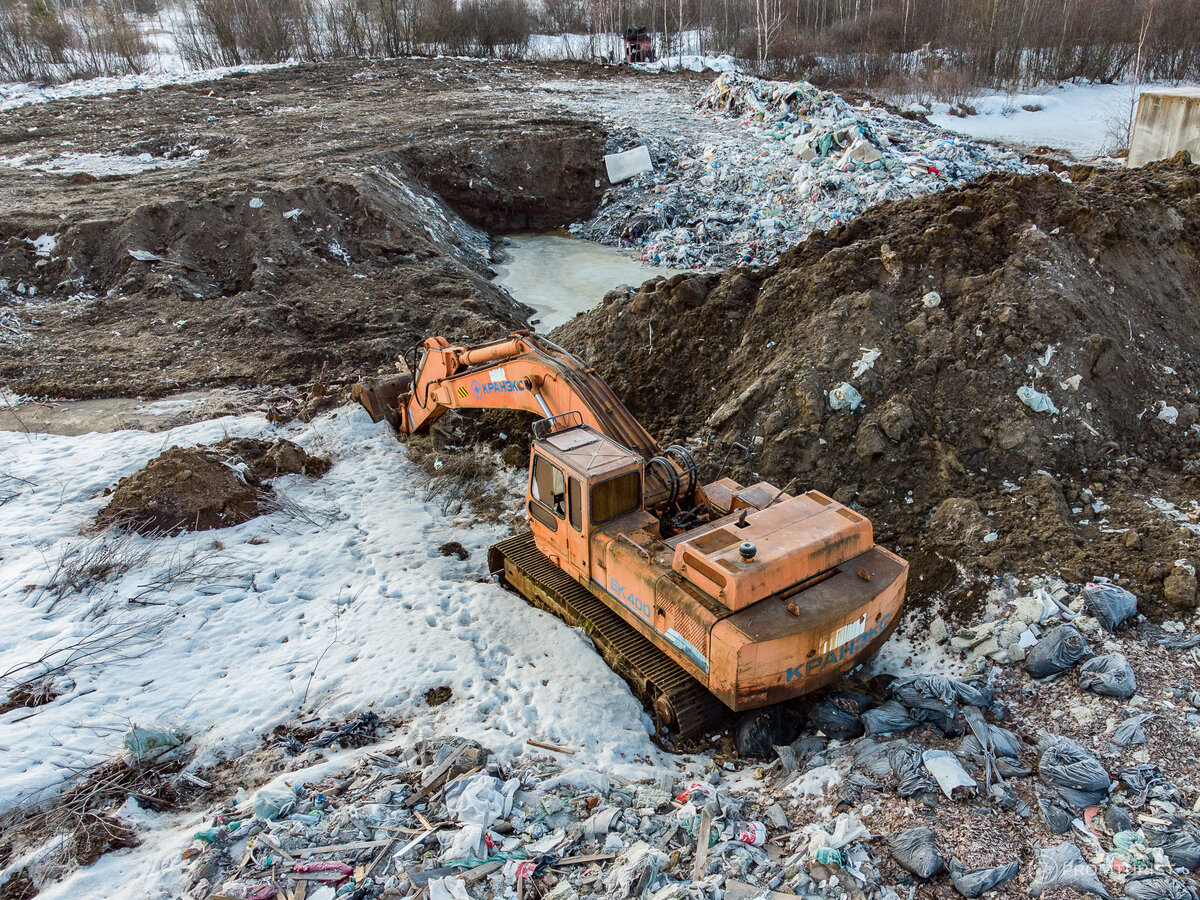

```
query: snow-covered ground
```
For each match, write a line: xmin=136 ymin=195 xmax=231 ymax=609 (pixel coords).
xmin=0 ymin=407 xmax=667 ymax=821
xmin=927 ymin=80 xmax=1200 ymax=159
xmin=526 ymin=29 xmax=736 ymax=72
xmin=0 ymin=61 xmax=296 ymax=114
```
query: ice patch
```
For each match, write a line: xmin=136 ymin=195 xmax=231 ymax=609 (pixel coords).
xmin=2 ymin=150 xmax=200 ymax=177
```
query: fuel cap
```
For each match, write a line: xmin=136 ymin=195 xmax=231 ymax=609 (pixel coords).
xmin=739 ymin=541 xmax=757 ymax=561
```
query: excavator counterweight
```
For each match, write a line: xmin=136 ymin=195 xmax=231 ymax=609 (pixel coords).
xmin=355 ymin=332 xmax=908 ymax=752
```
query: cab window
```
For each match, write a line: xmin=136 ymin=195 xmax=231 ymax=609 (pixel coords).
xmin=568 ymin=477 xmax=582 ymax=531
xmin=591 ymin=471 xmax=641 ymax=523
xmin=531 ymin=455 xmax=566 ymax=518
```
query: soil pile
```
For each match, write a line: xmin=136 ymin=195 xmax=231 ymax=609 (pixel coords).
xmin=97 ymin=437 xmax=329 ymax=534
xmin=557 ymin=157 xmax=1200 ymax=617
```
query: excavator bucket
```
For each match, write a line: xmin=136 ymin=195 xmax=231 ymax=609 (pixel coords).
xmin=351 ymin=374 xmax=411 ymax=429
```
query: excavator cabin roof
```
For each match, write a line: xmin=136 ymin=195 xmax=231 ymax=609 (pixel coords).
xmin=535 ymin=423 xmax=642 ymax=479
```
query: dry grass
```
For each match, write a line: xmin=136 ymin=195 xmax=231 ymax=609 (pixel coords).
xmin=405 ymin=426 xmax=509 ymax=518
xmin=0 ymin=745 xmax=192 ymax=886
xmin=34 ymin=530 xmax=154 ymax=614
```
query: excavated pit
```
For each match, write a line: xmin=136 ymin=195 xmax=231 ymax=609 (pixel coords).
xmin=557 ymin=157 xmax=1200 ymax=617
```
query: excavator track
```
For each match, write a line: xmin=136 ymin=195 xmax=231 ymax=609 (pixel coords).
xmin=489 ymin=531 xmax=728 ymax=741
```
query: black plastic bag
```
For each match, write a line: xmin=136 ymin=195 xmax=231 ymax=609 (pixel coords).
xmin=1119 ymin=764 xmax=1181 ymax=805
xmin=1026 ymin=625 xmax=1094 ymax=678
xmin=888 ymin=743 xmax=940 ymax=805
xmin=1029 ymin=842 xmax=1112 ymax=898
xmin=1123 ymin=873 xmax=1200 ymax=900
xmin=1038 ymin=794 xmax=1073 ymax=833
xmin=990 ymin=782 xmax=1033 ymax=818
xmin=1079 ymin=653 xmax=1137 ymax=698
xmin=958 ymin=722 xmax=1030 ymax=777
xmin=862 ymin=700 xmax=919 ymax=736
xmin=1111 ymin=713 xmax=1154 ymax=747
xmin=837 ymin=771 xmax=877 ymax=809
xmin=889 ymin=826 xmax=946 ymax=880
xmin=889 ymin=674 xmax=993 ymax=713
xmin=885 ymin=674 xmax=987 ymax=736
xmin=950 ymin=859 xmax=1020 ymax=898
xmin=1038 ymin=734 xmax=1109 ymax=811
xmin=1105 ymin=806 xmax=1133 ymax=833
xmin=854 ymin=739 xmax=896 ymax=779
xmin=1143 ymin=817 xmax=1200 ymax=871
xmin=810 ymin=691 xmax=871 ymax=741
xmin=1083 ymin=582 xmax=1138 ymax=632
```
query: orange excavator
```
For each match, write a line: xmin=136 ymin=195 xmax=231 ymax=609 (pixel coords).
xmin=354 ymin=332 xmax=908 ymax=752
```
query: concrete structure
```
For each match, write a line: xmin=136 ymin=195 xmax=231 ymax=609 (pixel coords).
xmin=1128 ymin=88 xmax=1200 ymax=167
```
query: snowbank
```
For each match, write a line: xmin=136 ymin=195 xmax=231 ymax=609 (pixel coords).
xmin=0 ymin=61 xmax=296 ymax=113
xmin=927 ymin=80 xmax=1200 ymax=159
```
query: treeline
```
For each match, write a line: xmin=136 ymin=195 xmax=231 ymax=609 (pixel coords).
xmin=743 ymin=0 xmax=1200 ymax=88
xmin=0 ymin=0 xmax=151 ymax=81
xmin=2 ymin=0 xmax=1197 ymax=90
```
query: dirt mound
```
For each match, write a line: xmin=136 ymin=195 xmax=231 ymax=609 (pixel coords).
xmin=557 ymin=156 xmax=1200 ymax=617
xmin=97 ymin=438 xmax=329 ymax=534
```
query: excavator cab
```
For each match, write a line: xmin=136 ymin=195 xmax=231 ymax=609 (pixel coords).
xmin=525 ymin=413 xmax=644 ymax=583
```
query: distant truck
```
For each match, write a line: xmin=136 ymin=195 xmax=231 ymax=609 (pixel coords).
xmin=624 ymin=27 xmax=656 ymax=64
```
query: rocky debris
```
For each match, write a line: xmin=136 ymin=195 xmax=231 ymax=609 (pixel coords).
xmin=558 ymin=157 xmax=1200 ymax=615
xmin=574 ymin=73 xmax=1029 ymax=269
xmin=96 ymin=437 xmax=329 ymax=534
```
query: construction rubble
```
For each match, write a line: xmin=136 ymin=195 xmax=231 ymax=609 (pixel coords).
xmin=573 ymin=73 xmax=1031 ymax=269
xmin=168 ymin=576 xmax=1200 ymax=900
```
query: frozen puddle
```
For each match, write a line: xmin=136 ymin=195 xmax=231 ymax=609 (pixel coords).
xmin=493 ymin=233 xmax=681 ymax=331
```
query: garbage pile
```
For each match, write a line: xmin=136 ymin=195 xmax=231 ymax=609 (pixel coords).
xmin=573 ymin=73 xmax=1031 ymax=269
xmin=176 ymin=606 xmax=1200 ymax=900
xmin=182 ymin=737 xmax=813 ymax=900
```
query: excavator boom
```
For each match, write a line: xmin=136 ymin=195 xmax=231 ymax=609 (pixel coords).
xmin=353 ymin=333 xmax=658 ymax=459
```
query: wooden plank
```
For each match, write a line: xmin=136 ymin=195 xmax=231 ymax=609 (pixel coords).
xmin=292 ymin=839 xmax=387 ymax=857
xmin=690 ymin=810 xmax=713 ymax=881
xmin=365 ymin=836 xmax=400 ymax=881
xmin=558 ymin=853 xmax=616 ymax=865
xmin=462 ymin=860 xmax=504 ymax=885
xmin=404 ymin=745 xmax=468 ymax=809
xmin=526 ymin=739 xmax=577 ymax=755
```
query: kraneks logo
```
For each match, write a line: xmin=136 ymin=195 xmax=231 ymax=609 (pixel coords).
xmin=471 ymin=379 xmax=526 ymax=399
xmin=786 ymin=612 xmax=891 ymax=682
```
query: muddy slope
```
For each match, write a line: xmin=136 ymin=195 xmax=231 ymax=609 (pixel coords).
xmin=0 ymin=59 xmax=613 ymax=398
xmin=558 ymin=158 xmax=1200 ymax=616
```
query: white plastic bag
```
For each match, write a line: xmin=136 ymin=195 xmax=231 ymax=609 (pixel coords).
xmin=922 ymin=750 xmax=977 ymax=798
xmin=1017 ymin=385 xmax=1059 ymax=414
xmin=829 ymin=382 xmax=862 ymax=411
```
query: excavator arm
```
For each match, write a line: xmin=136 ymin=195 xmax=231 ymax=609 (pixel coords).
xmin=353 ymin=332 xmax=660 ymax=460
